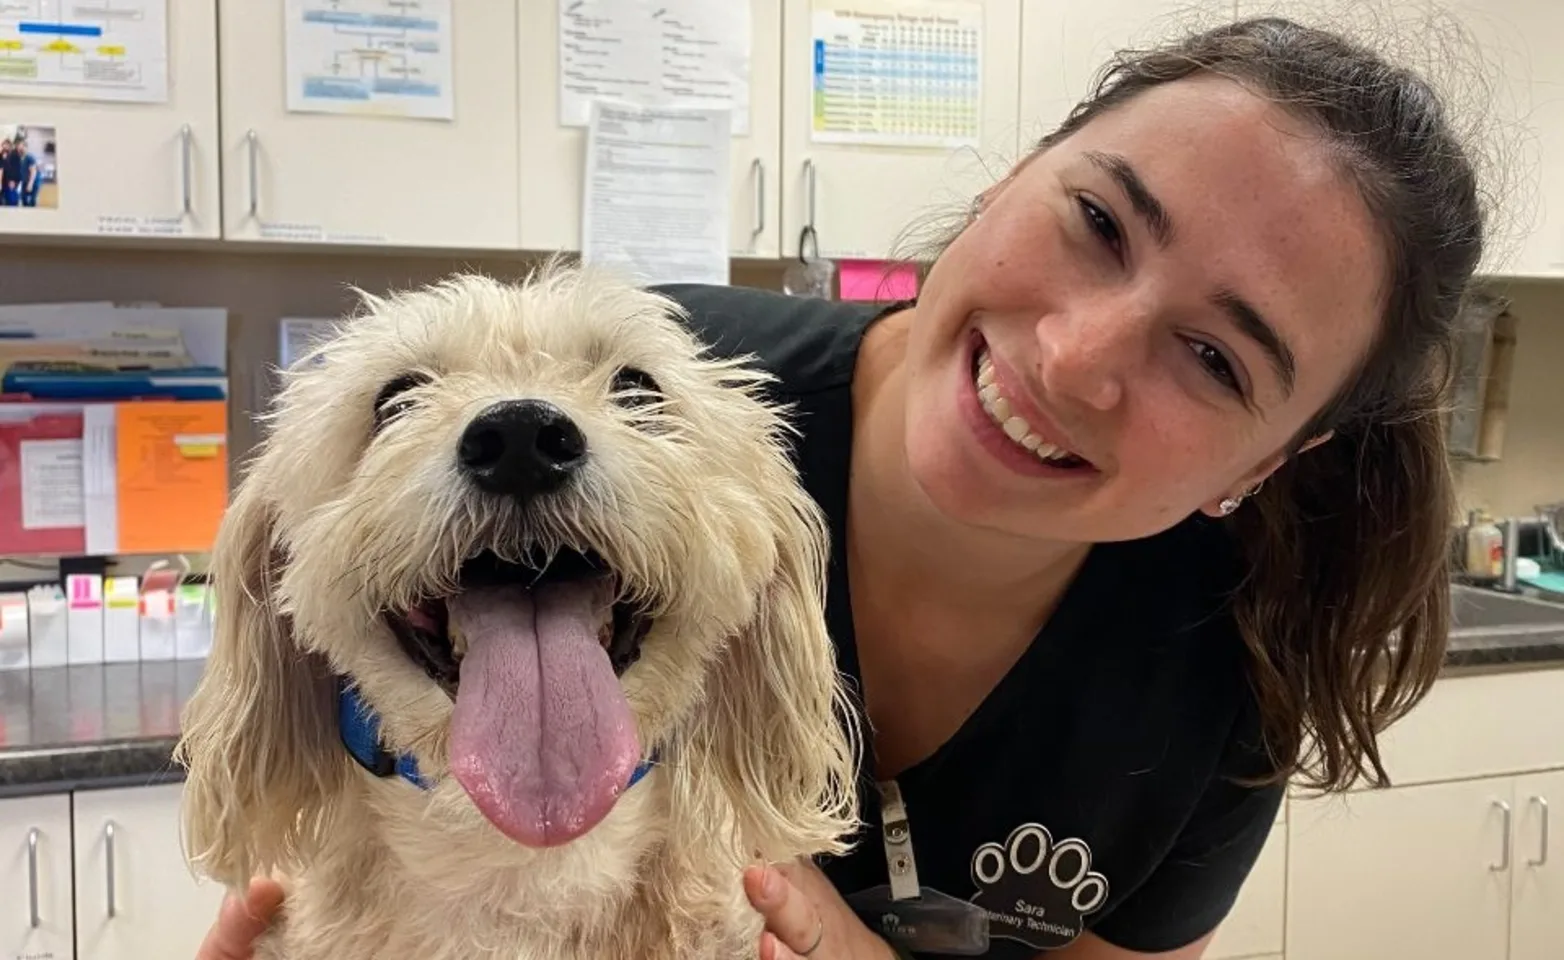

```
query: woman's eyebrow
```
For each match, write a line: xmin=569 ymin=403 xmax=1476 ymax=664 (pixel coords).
xmin=1084 ymin=150 xmax=1174 ymax=247
xmin=1212 ymin=288 xmax=1298 ymax=397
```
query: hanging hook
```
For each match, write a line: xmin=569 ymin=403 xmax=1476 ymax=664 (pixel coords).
xmin=798 ymin=224 xmax=820 ymax=264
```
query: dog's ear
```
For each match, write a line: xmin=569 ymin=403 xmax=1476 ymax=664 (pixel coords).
xmin=673 ymin=475 xmax=862 ymax=864
xmin=175 ymin=477 xmax=341 ymax=890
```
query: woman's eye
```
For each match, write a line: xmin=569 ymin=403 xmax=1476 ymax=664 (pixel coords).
xmin=373 ymin=372 xmax=430 ymax=430
xmin=610 ymin=367 xmax=662 ymax=408
xmin=1077 ymin=196 xmax=1123 ymax=257
xmin=1186 ymin=340 xmax=1242 ymax=395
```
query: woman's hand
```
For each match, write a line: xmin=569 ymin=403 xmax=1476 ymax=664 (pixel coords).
xmin=195 ymin=877 xmax=284 ymax=960
xmin=744 ymin=859 xmax=897 ymax=960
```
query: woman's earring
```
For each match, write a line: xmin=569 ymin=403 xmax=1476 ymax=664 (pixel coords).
xmin=969 ymin=195 xmax=983 ymax=222
xmin=1218 ymin=496 xmax=1242 ymax=516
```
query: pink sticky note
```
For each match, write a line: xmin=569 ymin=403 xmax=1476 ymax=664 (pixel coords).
xmin=839 ymin=260 xmax=920 ymax=302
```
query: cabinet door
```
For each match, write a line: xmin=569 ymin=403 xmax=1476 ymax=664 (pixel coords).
xmin=780 ymin=0 xmax=1022 ymax=262
xmin=1285 ymin=778 xmax=1514 ymax=960
xmin=1433 ymin=0 xmax=1564 ymax=278
xmin=217 ymin=0 xmax=521 ymax=249
xmin=1512 ymin=769 xmax=1564 ymax=960
xmin=0 ymin=792 xmax=75 ymax=960
xmin=1018 ymin=0 xmax=1236 ymax=146
xmin=1236 ymin=0 xmax=1564 ymax=278
xmin=0 ymin=0 xmax=220 ymax=239
xmin=517 ymin=0 xmax=782 ymax=260
xmin=1206 ymin=814 xmax=1285 ymax=960
xmin=72 ymin=782 xmax=227 ymax=960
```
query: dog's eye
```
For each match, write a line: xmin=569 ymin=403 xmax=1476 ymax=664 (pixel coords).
xmin=609 ymin=367 xmax=662 ymax=408
xmin=374 ymin=372 xmax=430 ymax=430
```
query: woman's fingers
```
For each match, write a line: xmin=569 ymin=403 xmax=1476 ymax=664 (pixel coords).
xmin=196 ymin=877 xmax=285 ymax=960
xmin=744 ymin=863 xmax=824 ymax=956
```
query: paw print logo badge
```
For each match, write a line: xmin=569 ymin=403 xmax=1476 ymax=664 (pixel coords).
xmin=969 ymin=823 xmax=1110 ymax=950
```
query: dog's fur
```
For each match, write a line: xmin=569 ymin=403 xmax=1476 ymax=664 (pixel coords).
xmin=175 ymin=263 xmax=861 ymax=959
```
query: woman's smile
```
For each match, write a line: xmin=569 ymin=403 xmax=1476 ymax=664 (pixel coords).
xmin=959 ymin=329 xmax=1098 ymax=480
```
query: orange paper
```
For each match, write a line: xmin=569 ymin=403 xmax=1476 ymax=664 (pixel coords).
xmin=115 ymin=400 xmax=228 ymax=554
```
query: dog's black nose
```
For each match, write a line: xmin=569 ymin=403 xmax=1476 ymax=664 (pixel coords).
xmin=458 ymin=400 xmax=587 ymax=497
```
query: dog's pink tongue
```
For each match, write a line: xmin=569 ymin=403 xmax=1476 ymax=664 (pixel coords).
xmin=446 ymin=579 xmax=641 ymax=848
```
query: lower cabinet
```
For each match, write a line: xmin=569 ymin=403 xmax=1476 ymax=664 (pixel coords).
xmin=1 ymin=782 xmax=226 ymax=960
xmin=1 ymin=792 xmax=74 ymax=960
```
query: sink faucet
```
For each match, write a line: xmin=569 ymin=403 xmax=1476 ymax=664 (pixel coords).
xmin=1500 ymin=517 xmax=1520 ymax=592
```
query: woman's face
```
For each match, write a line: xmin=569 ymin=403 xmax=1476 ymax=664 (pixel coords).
xmin=901 ymin=74 xmax=1388 ymax=544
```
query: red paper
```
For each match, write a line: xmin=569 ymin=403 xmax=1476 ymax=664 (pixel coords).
xmin=0 ymin=412 xmax=86 ymax=555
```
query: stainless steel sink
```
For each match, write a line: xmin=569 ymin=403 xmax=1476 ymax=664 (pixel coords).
xmin=1451 ymin=583 xmax=1564 ymax=634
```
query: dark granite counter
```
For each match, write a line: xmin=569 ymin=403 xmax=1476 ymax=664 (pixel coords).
xmin=2 ymin=616 xmax=1562 ymax=798
xmin=0 ymin=660 xmax=204 ymax=799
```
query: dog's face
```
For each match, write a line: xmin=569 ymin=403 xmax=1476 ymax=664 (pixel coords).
xmin=178 ymin=266 xmax=857 ymax=886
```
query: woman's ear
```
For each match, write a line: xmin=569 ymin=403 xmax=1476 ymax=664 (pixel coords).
xmin=1200 ymin=430 xmax=1337 ymax=518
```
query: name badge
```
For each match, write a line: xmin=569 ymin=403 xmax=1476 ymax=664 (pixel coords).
xmin=847 ymin=884 xmax=991 ymax=956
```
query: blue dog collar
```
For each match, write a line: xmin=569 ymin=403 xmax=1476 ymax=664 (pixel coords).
xmin=336 ymin=680 xmax=656 ymax=792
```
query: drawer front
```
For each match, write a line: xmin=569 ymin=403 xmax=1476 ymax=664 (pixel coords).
xmin=1361 ymin=667 xmax=1564 ymax=790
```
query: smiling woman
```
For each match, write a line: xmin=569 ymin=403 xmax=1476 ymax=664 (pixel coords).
xmin=196 ymin=14 xmax=1490 ymax=960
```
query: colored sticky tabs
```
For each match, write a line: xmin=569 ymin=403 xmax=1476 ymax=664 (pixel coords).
xmin=839 ymin=259 xmax=919 ymax=302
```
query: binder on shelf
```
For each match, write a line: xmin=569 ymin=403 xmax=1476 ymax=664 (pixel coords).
xmin=65 ymin=572 xmax=104 ymax=665
xmin=0 ymin=591 xmax=29 ymax=671
xmin=27 ymin=584 xmax=67 ymax=668
xmin=103 ymin=575 xmax=141 ymax=663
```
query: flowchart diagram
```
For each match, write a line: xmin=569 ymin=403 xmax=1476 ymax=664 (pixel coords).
xmin=285 ymin=0 xmax=454 ymax=120
xmin=0 ymin=0 xmax=168 ymax=103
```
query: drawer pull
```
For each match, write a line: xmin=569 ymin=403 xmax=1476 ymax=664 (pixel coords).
xmin=246 ymin=129 xmax=260 ymax=218
xmin=105 ymin=820 xmax=118 ymax=917
xmin=751 ymin=158 xmax=765 ymax=237
xmin=179 ymin=124 xmax=193 ymax=215
xmin=1492 ymin=800 xmax=1512 ymax=872
xmin=27 ymin=826 xmax=40 ymax=928
xmin=1530 ymin=796 xmax=1549 ymax=867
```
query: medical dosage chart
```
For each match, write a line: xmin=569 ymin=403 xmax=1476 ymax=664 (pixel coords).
xmin=810 ymin=0 xmax=982 ymax=150
xmin=284 ymin=0 xmax=455 ymax=120
xmin=0 ymin=0 xmax=169 ymax=103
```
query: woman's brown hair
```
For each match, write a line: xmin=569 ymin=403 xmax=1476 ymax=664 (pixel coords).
xmin=904 ymin=16 xmax=1488 ymax=793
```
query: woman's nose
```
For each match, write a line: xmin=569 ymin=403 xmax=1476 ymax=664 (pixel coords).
xmin=1033 ymin=301 xmax=1140 ymax=412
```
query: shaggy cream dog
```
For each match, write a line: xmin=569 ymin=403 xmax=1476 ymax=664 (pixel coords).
xmin=175 ymin=263 xmax=860 ymax=959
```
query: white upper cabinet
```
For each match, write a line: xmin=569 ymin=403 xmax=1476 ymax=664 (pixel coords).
xmin=1019 ymin=0 xmax=1235 ymax=145
xmin=516 ymin=0 xmax=783 ymax=260
xmin=217 ymin=0 xmax=520 ymax=249
xmin=779 ymin=0 xmax=1023 ymax=263
xmin=0 ymin=0 xmax=221 ymax=239
xmin=1236 ymin=0 xmax=1564 ymax=279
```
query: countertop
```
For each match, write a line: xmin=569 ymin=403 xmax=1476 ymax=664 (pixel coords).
xmin=3 ymin=617 xmax=1563 ymax=799
xmin=0 ymin=660 xmax=203 ymax=799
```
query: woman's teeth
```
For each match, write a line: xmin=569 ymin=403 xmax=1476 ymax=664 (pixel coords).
xmin=975 ymin=349 xmax=1085 ymax=467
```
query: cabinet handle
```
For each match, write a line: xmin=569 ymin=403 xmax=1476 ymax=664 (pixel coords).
xmin=179 ymin=124 xmax=193 ymax=216
xmin=105 ymin=820 xmax=118 ymax=917
xmin=246 ymin=129 xmax=259 ymax=218
xmin=751 ymin=158 xmax=765 ymax=237
xmin=26 ymin=826 xmax=40 ymax=928
xmin=1530 ymin=796 xmax=1549 ymax=867
xmin=802 ymin=158 xmax=817 ymax=230
xmin=1492 ymin=800 xmax=1512 ymax=871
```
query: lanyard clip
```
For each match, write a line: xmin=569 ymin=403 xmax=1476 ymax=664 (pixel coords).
xmin=879 ymin=780 xmax=921 ymax=902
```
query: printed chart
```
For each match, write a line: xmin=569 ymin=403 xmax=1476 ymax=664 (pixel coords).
xmin=559 ymin=0 xmax=751 ymax=136
xmin=810 ymin=0 xmax=982 ymax=149
xmin=284 ymin=0 xmax=454 ymax=120
xmin=0 ymin=0 xmax=169 ymax=103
